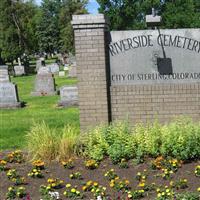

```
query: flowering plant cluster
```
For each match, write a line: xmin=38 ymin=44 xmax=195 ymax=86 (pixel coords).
xmin=6 ymin=186 xmax=26 ymax=199
xmin=82 ymin=180 xmax=98 ymax=192
xmin=127 ymin=189 xmax=145 ymax=199
xmin=151 ymin=156 xmax=182 ymax=172
xmin=5 ymin=150 xmax=24 ymax=163
xmin=61 ymin=158 xmax=74 ymax=169
xmin=69 ymin=172 xmax=82 ymax=180
xmin=32 ymin=160 xmax=45 ymax=170
xmin=0 ymin=159 xmax=9 ymax=171
xmin=85 ymin=159 xmax=98 ymax=169
xmin=6 ymin=169 xmax=26 ymax=185
xmin=156 ymin=187 xmax=174 ymax=200
xmin=28 ymin=168 xmax=44 ymax=178
xmin=109 ymin=177 xmax=130 ymax=192
xmin=64 ymin=184 xmax=83 ymax=199
xmin=136 ymin=170 xmax=147 ymax=182
xmin=195 ymin=165 xmax=200 ymax=177
xmin=171 ymin=179 xmax=188 ymax=190
xmin=104 ymin=169 xmax=118 ymax=181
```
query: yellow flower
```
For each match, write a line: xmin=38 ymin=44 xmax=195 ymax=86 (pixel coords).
xmin=86 ymin=180 xmax=92 ymax=186
xmin=93 ymin=182 xmax=98 ymax=186
xmin=138 ymin=182 xmax=145 ymax=187
xmin=71 ymin=188 xmax=76 ymax=193
xmin=52 ymin=183 xmax=56 ymax=187
xmin=197 ymin=187 xmax=200 ymax=192
xmin=128 ymin=194 xmax=132 ymax=198
xmin=76 ymin=190 xmax=80 ymax=195
xmin=110 ymin=182 xmax=115 ymax=188
xmin=47 ymin=178 xmax=54 ymax=183
xmin=157 ymin=193 xmax=161 ymax=197
xmin=63 ymin=191 xmax=67 ymax=195
xmin=8 ymin=187 xmax=13 ymax=191
xmin=82 ymin=186 xmax=87 ymax=191
xmin=66 ymin=184 xmax=71 ymax=188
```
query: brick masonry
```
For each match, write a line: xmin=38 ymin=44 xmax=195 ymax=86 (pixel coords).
xmin=72 ymin=15 xmax=110 ymax=130
xmin=72 ymin=14 xmax=200 ymax=130
xmin=111 ymin=83 xmax=200 ymax=123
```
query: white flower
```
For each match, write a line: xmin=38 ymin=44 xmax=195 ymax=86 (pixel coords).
xmin=49 ymin=191 xmax=60 ymax=199
xmin=97 ymin=196 xmax=102 ymax=200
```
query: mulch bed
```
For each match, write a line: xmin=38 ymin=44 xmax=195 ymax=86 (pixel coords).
xmin=0 ymin=151 xmax=199 ymax=200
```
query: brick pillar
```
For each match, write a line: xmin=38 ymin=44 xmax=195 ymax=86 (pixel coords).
xmin=72 ymin=14 xmax=111 ymax=130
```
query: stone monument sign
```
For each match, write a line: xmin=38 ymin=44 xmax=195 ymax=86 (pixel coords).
xmin=0 ymin=66 xmax=21 ymax=108
xmin=72 ymin=14 xmax=200 ymax=130
xmin=31 ymin=67 xmax=56 ymax=96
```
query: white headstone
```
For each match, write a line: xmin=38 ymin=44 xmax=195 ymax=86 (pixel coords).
xmin=0 ymin=66 xmax=21 ymax=108
xmin=58 ymin=85 xmax=78 ymax=107
xmin=47 ymin=63 xmax=59 ymax=74
xmin=59 ymin=71 xmax=65 ymax=77
xmin=14 ymin=65 xmax=25 ymax=76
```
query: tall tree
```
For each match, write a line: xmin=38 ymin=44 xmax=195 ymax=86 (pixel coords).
xmin=0 ymin=0 xmax=39 ymax=63
xmin=97 ymin=0 xmax=200 ymax=30
xmin=59 ymin=0 xmax=88 ymax=53
xmin=36 ymin=0 xmax=61 ymax=54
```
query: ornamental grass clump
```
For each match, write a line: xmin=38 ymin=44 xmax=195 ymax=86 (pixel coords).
xmin=26 ymin=122 xmax=59 ymax=161
xmin=58 ymin=124 xmax=80 ymax=161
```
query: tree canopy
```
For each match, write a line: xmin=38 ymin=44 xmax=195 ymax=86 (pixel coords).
xmin=0 ymin=0 xmax=200 ymax=64
xmin=97 ymin=0 xmax=200 ymax=30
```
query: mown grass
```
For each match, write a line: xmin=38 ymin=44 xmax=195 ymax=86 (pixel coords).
xmin=0 ymin=75 xmax=79 ymax=150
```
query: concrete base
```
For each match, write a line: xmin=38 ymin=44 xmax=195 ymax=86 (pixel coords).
xmin=0 ymin=102 xmax=21 ymax=109
xmin=58 ymin=100 xmax=79 ymax=107
xmin=31 ymin=91 xmax=57 ymax=96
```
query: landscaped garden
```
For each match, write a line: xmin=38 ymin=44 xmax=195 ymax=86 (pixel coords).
xmin=0 ymin=119 xmax=200 ymax=199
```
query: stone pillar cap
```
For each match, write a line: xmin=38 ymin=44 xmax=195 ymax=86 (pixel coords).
xmin=71 ymin=14 xmax=109 ymax=29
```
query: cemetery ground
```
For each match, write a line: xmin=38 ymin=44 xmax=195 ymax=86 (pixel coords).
xmin=0 ymin=74 xmax=78 ymax=150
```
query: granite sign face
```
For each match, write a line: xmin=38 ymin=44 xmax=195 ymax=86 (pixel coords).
xmin=0 ymin=66 xmax=21 ymax=108
xmin=109 ymin=29 xmax=200 ymax=85
xmin=58 ymin=85 xmax=78 ymax=107
xmin=31 ymin=67 xmax=56 ymax=96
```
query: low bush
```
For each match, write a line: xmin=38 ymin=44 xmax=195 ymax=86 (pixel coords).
xmin=27 ymin=117 xmax=200 ymax=163
xmin=81 ymin=117 xmax=200 ymax=163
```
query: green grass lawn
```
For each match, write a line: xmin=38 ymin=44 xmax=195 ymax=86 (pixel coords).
xmin=0 ymin=75 xmax=79 ymax=150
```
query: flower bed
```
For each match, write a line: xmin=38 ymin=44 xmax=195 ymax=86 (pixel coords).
xmin=0 ymin=151 xmax=199 ymax=200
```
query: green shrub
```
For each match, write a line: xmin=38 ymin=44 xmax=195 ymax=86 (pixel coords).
xmin=26 ymin=122 xmax=59 ymax=161
xmin=160 ymin=118 xmax=200 ymax=160
xmin=175 ymin=192 xmax=200 ymax=200
xmin=81 ymin=125 xmax=109 ymax=161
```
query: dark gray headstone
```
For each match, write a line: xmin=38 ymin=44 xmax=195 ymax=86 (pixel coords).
xmin=58 ymin=85 xmax=78 ymax=107
xmin=31 ymin=67 xmax=56 ymax=96
xmin=0 ymin=66 xmax=21 ymax=108
xmin=14 ymin=65 xmax=25 ymax=76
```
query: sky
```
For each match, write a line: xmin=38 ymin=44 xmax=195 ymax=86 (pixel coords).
xmin=35 ymin=0 xmax=99 ymax=14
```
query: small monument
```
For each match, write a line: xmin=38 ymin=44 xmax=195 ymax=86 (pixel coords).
xmin=47 ymin=63 xmax=59 ymax=74
xmin=36 ymin=59 xmax=42 ymax=72
xmin=14 ymin=57 xmax=25 ymax=76
xmin=0 ymin=65 xmax=21 ymax=108
xmin=31 ymin=67 xmax=56 ymax=96
xmin=58 ymin=85 xmax=78 ymax=107
xmin=68 ymin=64 xmax=77 ymax=78
xmin=59 ymin=71 xmax=65 ymax=77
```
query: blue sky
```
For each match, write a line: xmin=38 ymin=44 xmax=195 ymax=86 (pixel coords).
xmin=35 ymin=0 xmax=99 ymax=14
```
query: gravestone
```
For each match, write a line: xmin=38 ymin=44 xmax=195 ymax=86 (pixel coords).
xmin=58 ymin=85 xmax=78 ymax=107
xmin=68 ymin=64 xmax=77 ymax=78
xmin=59 ymin=71 xmax=65 ymax=77
xmin=14 ymin=65 xmax=25 ymax=76
xmin=64 ymin=65 xmax=69 ymax=71
xmin=36 ymin=59 xmax=42 ymax=72
xmin=0 ymin=65 xmax=21 ymax=108
xmin=47 ymin=63 xmax=59 ymax=74
xmin=31 ymin=67 xmax=56 ymax=96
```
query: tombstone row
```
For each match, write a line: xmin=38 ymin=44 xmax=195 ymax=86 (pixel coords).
xmin=0 ymin=65 xmax=78 ymax=109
